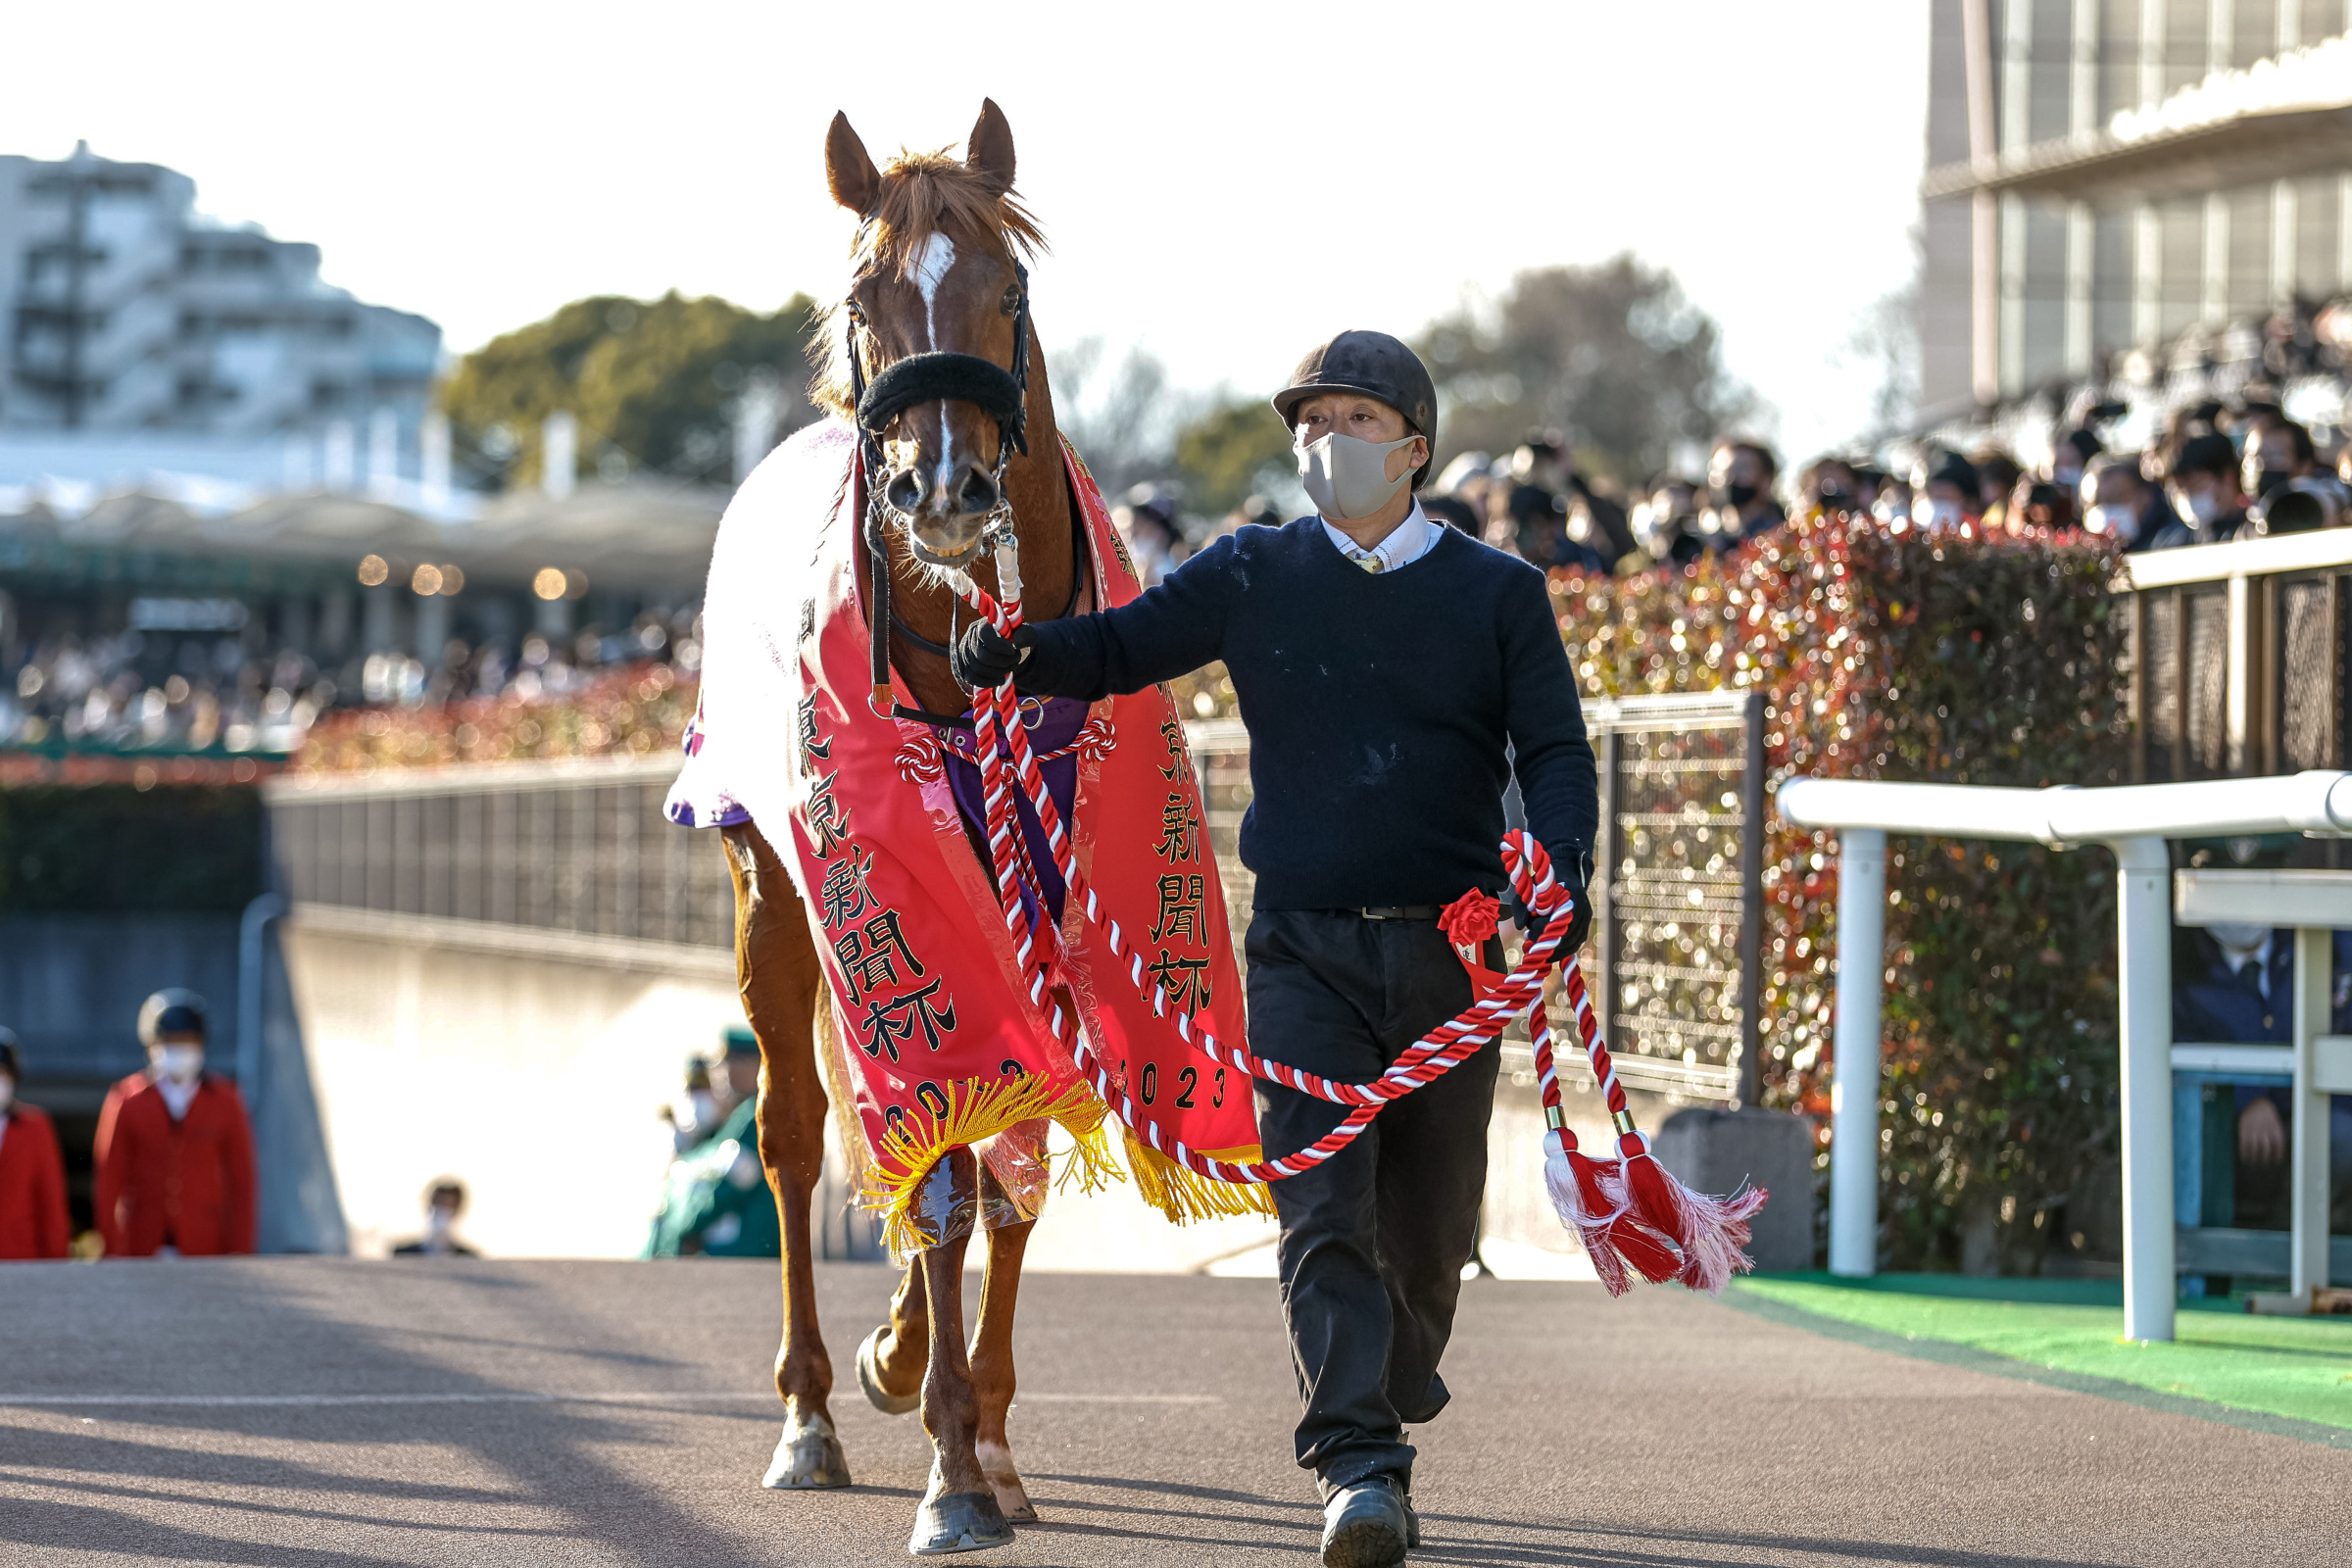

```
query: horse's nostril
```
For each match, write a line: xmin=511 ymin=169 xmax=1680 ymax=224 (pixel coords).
xmin=885 ymin=468 xmax=927 ymax=514
xmin=958 ymin=469 xmax=1000 ymax=516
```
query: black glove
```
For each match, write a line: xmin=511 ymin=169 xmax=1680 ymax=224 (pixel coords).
xmin=1525 ymin=855 xmax=1594 ymax=957
xmin=1557 ymin=870 xmax=1596 ymax=956
xmin=952 ymin=619 xmax=1034 ymax=693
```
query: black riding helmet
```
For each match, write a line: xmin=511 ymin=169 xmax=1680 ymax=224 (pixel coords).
xmin=1272 ymin=330 xmax=1439 ymax=490
xmin=138 ymin=988 xmax=209 ymax=1048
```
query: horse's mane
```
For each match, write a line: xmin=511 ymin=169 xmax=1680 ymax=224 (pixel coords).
xmin=808 ymin=149 xmax=1046 ymax=416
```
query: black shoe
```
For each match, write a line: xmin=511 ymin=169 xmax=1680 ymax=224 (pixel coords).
xmin=1321 ymin=1476 xmax=1408 ymax=1568
xmin=1401 ymin=1483 xmax=1420 ymax=1548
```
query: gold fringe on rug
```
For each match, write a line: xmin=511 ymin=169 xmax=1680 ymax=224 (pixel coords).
xmin=1121 ymin=1127 xmax=1277 ymax=1224
xmin=1050 ymin=1093 xmax=1123 ymax=1197
xmin=866 ymin=1073 xmax=1102 ymax=1256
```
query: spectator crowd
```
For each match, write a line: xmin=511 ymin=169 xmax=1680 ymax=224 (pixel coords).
xmin=1408 ymin=399 xmax=2349 ymax=576
xmin=0 ymin=601 xmax=706 ymax=762
xmin=1105 ymin=396 xmax=2351 ymax=591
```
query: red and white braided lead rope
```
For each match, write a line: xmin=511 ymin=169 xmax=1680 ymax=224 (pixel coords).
xmin=951 ymin=551 xmax=1564 ymax=1174
xmin=936 ymin=539 xmax=1764 ymax=1289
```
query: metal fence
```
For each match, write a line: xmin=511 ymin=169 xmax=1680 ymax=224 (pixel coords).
xmin=269 ymin=694 xmax=1769 ymax=1107
xmin=1194 ymin=691 xmax=1767 ymax=1107
xmin=264 ymin=757 xmax=734 ymax=956
xmin=2123 ymin=530 xmax=2352 ymax=782
xmin=1588 ymin=692 xmax=1765 ymax=1104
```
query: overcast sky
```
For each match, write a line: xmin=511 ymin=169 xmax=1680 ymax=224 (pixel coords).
xmin=5 ymin=1 xmax=1932 ymax=466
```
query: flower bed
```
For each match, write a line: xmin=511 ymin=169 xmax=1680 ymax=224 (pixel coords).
xmin=1556 ymin=512 xmax=2132 ymax=1272
xmin=292 ymin=663 xmax=697 ymax=772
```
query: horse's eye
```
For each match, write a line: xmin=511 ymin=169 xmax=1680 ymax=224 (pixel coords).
xmin=1000 ymin=285 xmax=1021 ymax=317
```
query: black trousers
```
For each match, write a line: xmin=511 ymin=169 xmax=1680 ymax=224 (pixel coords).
xmin=1247 ymin=908 xmax=1500 ymax=1498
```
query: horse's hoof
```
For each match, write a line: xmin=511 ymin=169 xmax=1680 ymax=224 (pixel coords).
xmin=977 ymin=1441 xmax=1036 ymax=1522
xmin=858 ymin=1324 xmax=920 ymax=1416
xmin=907 ymin=1490 xmax=1013 ymax=1555
xmin=762 ymin=1411 xmax=851 ymax=1490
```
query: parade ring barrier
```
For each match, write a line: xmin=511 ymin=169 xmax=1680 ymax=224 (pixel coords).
xmin=1778 ymin=769 xmax=2352 ymax=1344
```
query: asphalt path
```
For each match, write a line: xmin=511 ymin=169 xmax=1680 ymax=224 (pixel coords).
xmin=2 ymin=1258 xmax=2347 ymax=1566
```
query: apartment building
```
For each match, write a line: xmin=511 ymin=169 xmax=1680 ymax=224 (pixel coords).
xmin=0 ymin=142 xmax=439 ymax=440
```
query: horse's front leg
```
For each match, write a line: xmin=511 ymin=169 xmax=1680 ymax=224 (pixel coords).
xmin=971 ymin=1216 xmax=1037 ymax=1522
xmin=857 ymin=1256 xmax=930 ymax=1414
xmin=909 ymin=1148 xmax=1015 ymax=1555
xmin=722 ymin=822 xmax=848 ymax=1491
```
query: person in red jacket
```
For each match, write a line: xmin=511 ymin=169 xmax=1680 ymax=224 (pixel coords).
xmin=93 ymin=990 xmax=256 ymax=1257
xmin=0 ymin=1031 xmax=73 ymax=1260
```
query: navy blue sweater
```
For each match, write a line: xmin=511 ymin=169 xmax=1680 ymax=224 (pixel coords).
xmin=1021 ymin=518 xmax=1597 ymax=910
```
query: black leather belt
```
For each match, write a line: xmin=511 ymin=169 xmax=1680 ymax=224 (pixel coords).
xmin=1358 ymin=905 xmax=1440 ymax=921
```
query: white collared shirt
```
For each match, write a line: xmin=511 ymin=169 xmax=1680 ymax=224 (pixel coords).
xmin=2215 ymin=930 xmax=2274 ymax=999
xmin=157 ymin=1072 xmax=199 ymax=1121
xmin=1321 ymin=502 xmax=1442 ymax=574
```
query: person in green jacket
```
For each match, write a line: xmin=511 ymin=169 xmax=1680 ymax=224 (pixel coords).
xmin=645 ymin=1029 xmax=780 ymax=1258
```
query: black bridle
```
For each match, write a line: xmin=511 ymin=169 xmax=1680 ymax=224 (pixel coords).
xmin=844 ymin=257 xmax=1036 ymax=722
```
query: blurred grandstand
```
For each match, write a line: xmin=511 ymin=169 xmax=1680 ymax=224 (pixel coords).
xmin=0 ymin=145 xmax=743 ymax=782
xmin=0 ymin=429 xmax=724 ymax=780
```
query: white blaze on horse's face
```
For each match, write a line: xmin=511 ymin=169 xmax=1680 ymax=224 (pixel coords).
xmin=910 ymin=232 xmax=956 ymax=347
xmin=858 ymin=224 xmax=1024 ymax=567
xmin=908 ymin=233 xmax=960 ymax=512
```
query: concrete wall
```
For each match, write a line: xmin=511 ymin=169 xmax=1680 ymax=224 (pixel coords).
xmin=0 ymin=911 xmax=345 ymax=1252
xmin=280 ymin=912 xmax=748 ymax=1259
xmin=277 ymin=907 xmax=1292 ymax=1271
xmin=0 ymin=913 xmax=242 ymax=1113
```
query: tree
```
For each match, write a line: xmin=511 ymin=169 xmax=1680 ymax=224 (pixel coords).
xmin=1051 ymin=336 xmax=1179 ymax=498
xmin=1417 ymin=255 xmax=1754 ymax=484
xmin=438 ymin=291 xmax=818 ymax=491
xmin=1837 ymin=277 xmax=1921 ymax=443
xmin=1174 ymin=397 xmax=1296 ymax=518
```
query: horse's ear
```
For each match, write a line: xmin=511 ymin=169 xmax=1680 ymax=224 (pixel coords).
xmin=826 ymin=112 xmax=881 ymax=217
xmin=966 ymin=99 xmax=1015 ymax=194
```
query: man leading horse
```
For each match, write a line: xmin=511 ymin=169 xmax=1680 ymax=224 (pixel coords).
xmin=956 ymin=330 xmax=1599 ymax=1568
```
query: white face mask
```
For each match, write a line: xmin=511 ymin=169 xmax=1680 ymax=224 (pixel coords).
xmin=152 ymin=1046 xmax=203 ymax=1085
xmin=2178 ymin=488 xmax=2221 ymax=526
xmin=2208 ymin=921 xmax=2270 ymax=951
xmin=1297 ymin=430 xmax=1417 ymax=522
xmin=2083 ymin=504 xmax=2136 ymax=542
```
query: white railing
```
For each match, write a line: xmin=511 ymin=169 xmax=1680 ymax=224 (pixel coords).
xmin=1778 ymin=770 xmax=2352 ymax=1344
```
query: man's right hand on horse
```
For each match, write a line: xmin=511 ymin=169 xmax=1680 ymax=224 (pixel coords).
xmin=952 ymin=620 xmax=1037 ymax=692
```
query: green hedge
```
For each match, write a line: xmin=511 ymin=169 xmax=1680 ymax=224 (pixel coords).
xmin=0 ymin=786 xmax=263 ymax=913
xmin=1554 ymin=512 xmax=2131 ymax=1272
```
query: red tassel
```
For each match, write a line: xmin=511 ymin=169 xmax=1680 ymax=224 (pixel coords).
xmin=1544 ymin=1137 xmax=1628 ymax=1296
xmin=1624 ymin=1148 xmax=1688 ymax=1240
xmin=1544 ymin=1146 xmax=1683 ymax=1291
xmin=1626 ymin=1150 xmax=1769 ymax=1295
xmin=1605 ymin=1211 xmax=1684 ymax=1285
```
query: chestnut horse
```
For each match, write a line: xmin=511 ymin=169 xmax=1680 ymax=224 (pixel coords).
xmin=719 ymin=102 xmax=1087 ymax=1555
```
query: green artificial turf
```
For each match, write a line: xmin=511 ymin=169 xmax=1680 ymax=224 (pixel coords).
xmin=1731 ymin=1272 xmax=2352 ymax=1433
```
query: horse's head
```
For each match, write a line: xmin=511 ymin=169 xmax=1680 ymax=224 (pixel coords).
xmin=822 ymin=101 xmax=1042 ymax=568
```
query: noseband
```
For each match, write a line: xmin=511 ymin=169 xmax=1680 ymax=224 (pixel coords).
xmin=844 ymin=259 xmax=1034 ymax=718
